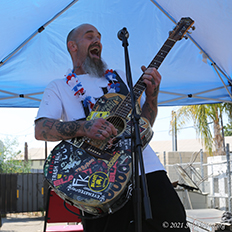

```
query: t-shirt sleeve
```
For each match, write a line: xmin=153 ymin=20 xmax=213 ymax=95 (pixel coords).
xmin=35 ymin=81 xmax=63 ymax=121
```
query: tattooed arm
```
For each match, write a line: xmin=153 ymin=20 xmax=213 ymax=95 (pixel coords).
xmin=140 ymin=66 xmax=161 ymax=127
xmin=34 ymin=117 xmax=117 ymax=142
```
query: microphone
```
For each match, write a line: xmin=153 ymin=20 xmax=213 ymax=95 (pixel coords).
xmin=117 ymin=27 xmax=129 ymax=41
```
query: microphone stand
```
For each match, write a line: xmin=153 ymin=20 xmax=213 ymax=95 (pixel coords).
xmin=117 ymin=28 xmax=152 ymax=232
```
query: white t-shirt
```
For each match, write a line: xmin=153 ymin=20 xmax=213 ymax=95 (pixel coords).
xmin=36 ymin=70 xmax=165 ymax=174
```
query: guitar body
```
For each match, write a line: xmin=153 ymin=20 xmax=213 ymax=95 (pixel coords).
xmin=44 ymin=93 xmax=153 ymax=215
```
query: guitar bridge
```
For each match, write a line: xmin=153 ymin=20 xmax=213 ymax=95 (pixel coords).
xmin=81 ymin=142 xmax=114 ymax=161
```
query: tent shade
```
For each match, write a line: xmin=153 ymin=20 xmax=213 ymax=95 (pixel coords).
xmin=0 ymin=0 xmax=231 ymax=108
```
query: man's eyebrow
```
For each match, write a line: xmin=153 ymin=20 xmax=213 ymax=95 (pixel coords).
xmin=85 ymin=30 xmax=101 ymax=37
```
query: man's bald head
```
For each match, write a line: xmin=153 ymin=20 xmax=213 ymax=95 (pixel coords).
xmin=66 ymin=24 xmax=106 ymax=77
xmin=66 ymin=24 xmax=99 ymax=53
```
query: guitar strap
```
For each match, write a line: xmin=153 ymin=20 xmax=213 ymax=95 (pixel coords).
xmin=81 ymin=70 xmax=129 ymax=118
xmin=113 ymin=70 xmax=129 ymax=96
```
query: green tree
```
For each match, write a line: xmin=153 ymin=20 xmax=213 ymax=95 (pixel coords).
xmin=224 ymin=103 xmax=232 ymax=136
xmin=170 ymin=103 xmax=227 ymax=155
xmin=0 ymin=137 xmax=31 ymax=173
xmin=224 ymin=122 xmax=232 ymax=136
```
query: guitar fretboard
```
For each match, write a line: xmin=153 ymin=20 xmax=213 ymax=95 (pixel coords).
xmin=115 ymin=38 xmax=176 ymax=118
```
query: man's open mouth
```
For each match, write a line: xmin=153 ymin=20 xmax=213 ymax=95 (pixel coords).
xmin=89 ymin=46 xmax=101 ymax=59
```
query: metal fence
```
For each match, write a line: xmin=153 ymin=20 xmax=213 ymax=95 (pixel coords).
xmin=1 ymin=147 xmax=232 ymax=214
xmin=164 ymin=144 xmax=232 ymax=212
xmin=0 ymin=173 xmax=48 ymax=214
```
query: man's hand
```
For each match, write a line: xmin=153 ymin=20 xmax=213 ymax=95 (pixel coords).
xmin=141 ymin=65 xmax=162 ymax=126
xmin=83 ymin=118 xmax=118 ymax=140
xmin=141 ymin=65 xmax=161 ymax=99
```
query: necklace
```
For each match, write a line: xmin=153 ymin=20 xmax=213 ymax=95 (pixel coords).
xmin=65 ymin=69 xmax=120 ymax=109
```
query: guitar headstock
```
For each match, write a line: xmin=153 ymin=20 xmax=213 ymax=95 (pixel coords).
xmin=169 ymin=17 xmax=195 ymax=41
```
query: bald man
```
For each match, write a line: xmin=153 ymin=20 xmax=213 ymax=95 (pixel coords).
xmin=35 ymin=24 xmax=189 ymax=232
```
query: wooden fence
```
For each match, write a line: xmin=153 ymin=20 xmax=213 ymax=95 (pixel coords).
xmin=0 ymin=173 xmax=49 ymax=214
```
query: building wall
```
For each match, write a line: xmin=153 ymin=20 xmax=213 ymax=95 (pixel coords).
xmin=30 ymin=159 xmax=44 ymax=172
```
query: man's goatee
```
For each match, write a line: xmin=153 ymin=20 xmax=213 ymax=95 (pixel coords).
xmin=83 ymin=56 xmax=107 ymax=77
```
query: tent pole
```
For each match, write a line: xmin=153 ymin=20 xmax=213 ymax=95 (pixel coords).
xmin=159 ymin=86 xmax=232 ymax=105
xmin=0 ymin=0 xmax=80 ymax=67
xmin=150 ymin=0 xmax=232 ymax=87
xmin=0 ymin=89 xmax=43 ymax=102
xmin=212 ymin=64 xmax=232 ymax=100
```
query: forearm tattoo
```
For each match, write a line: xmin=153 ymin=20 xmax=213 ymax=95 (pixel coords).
xmin=83 ymin=121 xmax=94 ymax=132
xmin=152 ymin=86 xmax=159 ymax=98
xmin=142 ymin=101 xmax=157 ymax=126
xmin=43 ymin=119 xmax=55 ymax=129
xmin=83 ymin=121 xmax=101 ymax=138
xmin=55 ymin=121 xmax=81 ymax=137
xmin=40 ymin=119 xmax=81 ymax=140
xmin=142 ymin=86 xmax=159 ymax=126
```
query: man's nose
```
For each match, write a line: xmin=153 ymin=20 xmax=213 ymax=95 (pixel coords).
xmin=93 ymin=36 xmax=101 ymax=44
xmin=91 ymin=40 xmax=101 ymax=49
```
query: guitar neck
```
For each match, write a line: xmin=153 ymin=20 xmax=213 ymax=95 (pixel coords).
xmin=115 ymin=38 xmax=176 ymax=118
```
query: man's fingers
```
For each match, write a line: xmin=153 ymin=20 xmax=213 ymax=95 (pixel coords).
xmin=141 ymin=65 xmax=147 ymax=72
xmin=141 ymin=65 xmax=161 ymax=87
xmin=89 ymin=118 xmax=117 ymax=140
xmin=104 ymin=120 xmax=117 ymax=136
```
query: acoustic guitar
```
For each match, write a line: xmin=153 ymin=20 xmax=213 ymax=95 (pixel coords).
xmin=44 ymin=17 xmax=194 ymax=216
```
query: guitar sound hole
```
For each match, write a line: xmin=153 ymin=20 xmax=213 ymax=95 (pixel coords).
xmin=107 ymin=116 xmax=125 ymax=136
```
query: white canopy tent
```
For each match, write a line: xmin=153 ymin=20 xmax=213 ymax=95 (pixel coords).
xmin=0 ymin=0 xmax=231 ymax=108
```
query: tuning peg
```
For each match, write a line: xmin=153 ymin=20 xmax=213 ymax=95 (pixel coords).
xmin=191 ymin=26 xmax=196 ymax=30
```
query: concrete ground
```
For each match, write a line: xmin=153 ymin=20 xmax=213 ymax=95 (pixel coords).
xmin=0 ymin=213 xmax=44 ymax=232
xmin=0 ymin=213 xmax=73 ymax=232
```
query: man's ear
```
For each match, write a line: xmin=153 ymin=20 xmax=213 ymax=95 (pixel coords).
xmin=67 ymin=41 xmax=78 ymax=52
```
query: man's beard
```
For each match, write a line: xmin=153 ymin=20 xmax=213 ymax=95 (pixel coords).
xmin=83 ymin=55 xmax=107 ymax=77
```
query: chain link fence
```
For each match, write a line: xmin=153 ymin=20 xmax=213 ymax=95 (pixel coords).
xmin=162 ymin=144 xmax=232 ymax=212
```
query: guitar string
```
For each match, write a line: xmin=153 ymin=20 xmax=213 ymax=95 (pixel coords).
xmin=103 ymin=40 xmax=176 ymax=148
xmin=87 ymin=39 xmax=176 ymax=154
